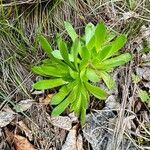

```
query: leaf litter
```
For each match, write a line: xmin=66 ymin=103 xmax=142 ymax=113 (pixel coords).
xmin=0 ymin=0 xmax=150 ymax=149
xmin=14 ymin=99 xmax=35 ymax=112
xmin=82 ymin=95 xmax=139 ymax=150
xmin=0 ymin=111 xmax=15 ymax=128
xmin=62 ymin=125 xmax=83 ymax=150
xmin=13 ymin=135 xmax=37 ymax=150
xmin=17 ymin=121 xmax=33 ymax=141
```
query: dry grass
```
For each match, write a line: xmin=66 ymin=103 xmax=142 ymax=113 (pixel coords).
xmin=0 ymin=0 xmax=150 ymax=149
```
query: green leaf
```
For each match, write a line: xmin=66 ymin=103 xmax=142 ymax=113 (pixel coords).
xmin=84 ymin=82 xmax=108 ymax=100
xmin=41 ymin=49 xmax=67 ymax=66
xmin=80 ymin=68 xmax=87 ymax=81
xmin=38 ymin=35 xmax=53 ymax=57
xmin=71 ymin=84 xmax=88 ymax=119
xmin=97 ymin=45 xmax=112 ymax=61
xmin=80 ymin=59 xmax=89 ymax=70
xmin=51 ymin=87 xmax=76 ymax=116
xmin=70 ymin=82 xmax=83 ymax=115
xmin=106 ymin=35 xmax=127 ymax=59
xmin=106 ymin=31 xmax=116 ymax=42
xmin=86 ymin=35 xmax=95 ymax=50
xmin=51 ymin=50 xmax=63 ymax=60
xmin=80 ymin=107 xmax=86 ymax=126
xmin=69 ymin=68 xmax=78 ymax=79
xmin=72 ymin=38 xmax=80 ymax=70
xmin=32 ymin=65 xmax=68 ymax=77
xmin=57 ymin=37 xmax=69 ymax=61
xmin=80 ymin=46 xmax=90 ymax=60
xmin=51 ymin=96 xmax=71 ymax=116
xmin=32 ymin=66 xmax=46 ymax=76
xmin=91 ymin=48 xmax=98 ymax=59
xmin=95 ymin=22 xmax=106 ymax=52
xmin=138 ymin=90 xmax=150 ymax=103
xmin=33 ymin=79 xmax=68 ymax=90
xmin=51 ymin=85 xmax=69 ymax=105
xmin=52 ymin=50 xmax=76 ymax=62
xmin=143 ymin=47 xmax=150 ymax=52
xmin=70 ymin=93 xmax=82 ymax=115
xmin=85 ymin=22 xmax=95 ymax=44
xmin=86 ymin=68 xmax=99 ymax=82
xmin=42 ymin=59 xmax=52 ymax=65
xmin=57 ymin=36 xmax=74 ymax=69
xmin=81 ymin=85 xmax=89 ymax=108
xmin=51 ymin=80 xmax=78 ymax=105
xmin=100 ymin=71 xmax=115 ymax=89
xmin=132 ymin=74 xmax=141 ymax=84
xmin=95 ymin=53 xmax=132 ymax=71
xmin=64 ymin=21 xmax=78 ymax=42
xmin=79 ymin=46 xmax=90 ymax=70
xmin=41 ymin=65 xmax=68 ymax=76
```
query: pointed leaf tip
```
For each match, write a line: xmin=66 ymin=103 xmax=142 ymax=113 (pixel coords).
xmin=38 ymin=35 xmax=53 ymax=57
xmin=64 ymin=21 xmax=78 ymax=42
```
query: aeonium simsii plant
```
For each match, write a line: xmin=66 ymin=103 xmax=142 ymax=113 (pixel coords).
xmin=32 ymin=22 xmax=132 ymax=125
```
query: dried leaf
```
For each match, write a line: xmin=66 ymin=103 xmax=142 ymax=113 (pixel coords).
xmin=76 ymin=134 xmax=83 ymax=150
xmin=0 ymin=111 xmax=15 ymax=128
xmin=134 ymin=101 xmax=142 ymax=113
xmin=4 ymin=128 xmax=14 ymax=144
xmin=62 ymin=125 xmax=83 ymax=150
xmin=68 ymin=113 xmax=79 ymax=123
xmin=51 ymin=116 xmax=72 ymax=131
xmin=5 ymin=129 xmax=36 ymax=150
xmin=3 ymin=105 xmax=16 ymax=114
xmin=14 ymin=135 xmax=36 ymax=150
xmin=14 ymin=99 xmax=34 ymax=112
xmin=18 ymin=121 xmax=33 ymax=141
xmin=39 ymin=94 xmax=53 ymax=105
